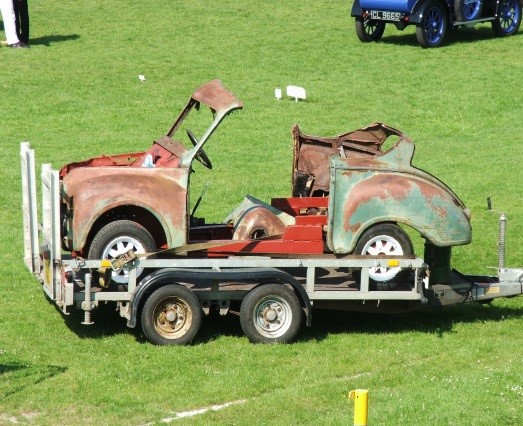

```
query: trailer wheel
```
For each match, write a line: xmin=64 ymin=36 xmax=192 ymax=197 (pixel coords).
xmin=355 ymin=16 xmax=386 ymax=42
xmin=141 ymin=284 xmax=202 ymax=345
xmin=492 ymin=0 xmax=522 ymax=37
xmin=353 ymin=223 xmax=414 ymax=289
xmin=415 ymin=1 xmax=448 ymax=48
xmin=240 ymin=284 xmax=302 ymax=344
xmin=88 ymin=220 xmax=156 ymax=285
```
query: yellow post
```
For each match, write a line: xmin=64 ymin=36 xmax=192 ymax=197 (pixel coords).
xmin=348 ymin=389 xmax=368 ymax=426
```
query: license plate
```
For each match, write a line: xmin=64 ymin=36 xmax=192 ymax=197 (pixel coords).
xmin=369 ymin=10 xmax=403 ymax=21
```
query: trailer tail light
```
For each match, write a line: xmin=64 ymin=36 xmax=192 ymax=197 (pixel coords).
xmin=64 ymin=269 xmax=74 ymax=283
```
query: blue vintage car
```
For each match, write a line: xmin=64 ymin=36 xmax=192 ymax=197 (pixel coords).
xmin=351 ymin=0 xmax=522 ymax=47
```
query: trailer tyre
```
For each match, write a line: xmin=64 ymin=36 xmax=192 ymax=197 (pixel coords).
xmin=141 ymin=284 xmax=202 ymax=345
xmin=352 ymin=223 xmax=414 ymax=289
xmin=88 ymin=220 xmax=156 ymax=285
xmin=240 ymin=284 xmax=302 ymax=344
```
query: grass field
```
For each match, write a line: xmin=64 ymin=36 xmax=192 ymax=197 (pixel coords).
xmin=1 ymin=1 xmax=522 ymax=424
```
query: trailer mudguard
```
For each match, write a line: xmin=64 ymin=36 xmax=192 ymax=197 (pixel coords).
xmin=326 ymin=139 xmax=472 ymax=253
xmin=128 ymin=267 xmax=312 ymax=328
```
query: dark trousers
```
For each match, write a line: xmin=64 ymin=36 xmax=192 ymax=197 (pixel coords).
xmin=13 ymin=0 xmax=29 ymax=44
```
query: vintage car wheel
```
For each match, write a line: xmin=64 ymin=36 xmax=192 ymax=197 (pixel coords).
xmin=416 ymin=1 xmax=448 ymax=47
xmin=240 ymin=284 xmax=302 ymax=344
xmin=454 ymin=0 xmax=483 ymax=22
xmin=352 ymin=223 xmax=414 ymax=288
xmin=88 ymin=220 xmax=156 ymax=285
xmin=492 ymin=0 xmax=522 ymax=36
xmin=355 ymin=16 xmax=386 ymax=42
xmin=141 ymin=284 xmax=202 ymax=345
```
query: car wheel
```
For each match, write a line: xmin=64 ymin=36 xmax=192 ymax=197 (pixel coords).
xmin=88 ymin=220 xmax=156 ymax=285
xmin=416 ymin=1 xmax=448 ymax=47
xmin=355 ymin=16 xmax=386 ymax=42
xmin=492 ymin=0 xmax=522 ymax=36
xmin=352 ymin=223 xmax=414 ymax=289
xmin=240 ymin=284 xmax=302 ymax=344
xmin=141 ymin=284 xmax=202 ymax=345
xmin=454 ymin=0 xmax=483 ymax=22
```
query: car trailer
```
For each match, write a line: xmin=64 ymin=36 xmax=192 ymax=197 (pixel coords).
xmin=21 ymin=142 xmax=522 ymax=345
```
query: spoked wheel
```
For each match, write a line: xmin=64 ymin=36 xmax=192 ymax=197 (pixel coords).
xmin=454 ymin=0 xmax=483 ymax=22
xmin=355 ymin=16 xmax=386 ymax=42
xmin=141 ymin=284 xmax=202 ymax=345
xmin=352 ymin=223 xmax=414 ymax=289
xmin=88 ymin=220 xmax=156 ymax=285
xmin=240 ymin=284 xmax=302 ymax=344
xmin=416 ymin=1 xmax=448 ymax=47
xmin=492 ymin=0 xmax=522 ymax=36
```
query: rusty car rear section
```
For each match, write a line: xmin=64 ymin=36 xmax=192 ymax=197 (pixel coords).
xmin=20 ymin=80 xmax=522 ymax=345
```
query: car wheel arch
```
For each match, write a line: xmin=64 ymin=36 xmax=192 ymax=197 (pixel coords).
xmin=409 ymin=0 xmax=452 ymax=24
xmin=77 ymin=203 xmax=169 ymax=254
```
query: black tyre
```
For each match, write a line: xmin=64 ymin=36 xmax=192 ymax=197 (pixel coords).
xmin=88 ymin=220 xmax=156 ymax=285
xmin=492 ymin=0 xmax=522 ymax=36
xmin=353 ymin=223 xmax=414 ymax=289
xmin=141 ymin=284 xmax=202 ymax=345
xmin=416 ymin=1 xmax=448 ymax=47
xmin=454 ymin=0 xmax=483 ymax=22
xmin=355 ymin=16 xmax=386 ymax=42
xmin=240 ymin=284 xmax=302 ymax=344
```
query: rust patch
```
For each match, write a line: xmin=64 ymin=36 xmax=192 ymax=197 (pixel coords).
xmin=291 ymin=122 xmax=405 ymax=197
xmin=233 ymin=207 xmax=287 ymax=240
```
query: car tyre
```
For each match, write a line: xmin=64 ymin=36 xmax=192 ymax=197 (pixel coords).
xmin=492 ymin=0 xmax=522 ymax=36
xmin=416 ymin=1 xmax=448 ymax=47
xmin=352 ymin=223 xmax=414 ymax=290
xmin=355 ymin=16 xmax=386 ymax=42
xmin=88 ymin=220 xmax=156 ymax=285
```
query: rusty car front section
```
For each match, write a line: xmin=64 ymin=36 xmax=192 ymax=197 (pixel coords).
xmin=61 ymin=167 xmax=189 ymax=251
xmin=59 ymin=80 xmax=243 ymax=254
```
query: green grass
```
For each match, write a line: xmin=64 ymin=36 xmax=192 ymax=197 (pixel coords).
xmin=1 ymin=1 xmax=522 ymax=424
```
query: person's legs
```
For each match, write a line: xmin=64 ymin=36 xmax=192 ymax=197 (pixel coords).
xmin=13 ymin=0 xmax=28 ymax=44
xmin=0 ymin=0 xmax=20 ymax=45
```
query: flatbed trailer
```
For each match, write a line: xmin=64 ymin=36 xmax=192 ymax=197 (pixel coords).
xmin=21 ymin=142 xmax=523 ymax=344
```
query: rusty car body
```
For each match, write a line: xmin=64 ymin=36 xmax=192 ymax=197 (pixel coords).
xmin=57 ymin=80 xmax=471 ymax=285
xmin=59 ymin=80 xmax=243 ymax=282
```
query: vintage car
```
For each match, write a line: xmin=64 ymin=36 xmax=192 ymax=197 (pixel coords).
xmin=351 ymin=0 xmax=522 ymax=47
xmin=58 ymin=80 xmax=471 ymax=285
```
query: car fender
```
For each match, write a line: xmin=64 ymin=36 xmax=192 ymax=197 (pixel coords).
xmin=408 ymin=0 xmax=452 ymax=24
xmin=62 ymin=167 xmax=189 ymax=251
xmin=327 ymin=156 xmax=472 ymax=253
xmin=351 ymin=0 xmax=363 ymax=16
